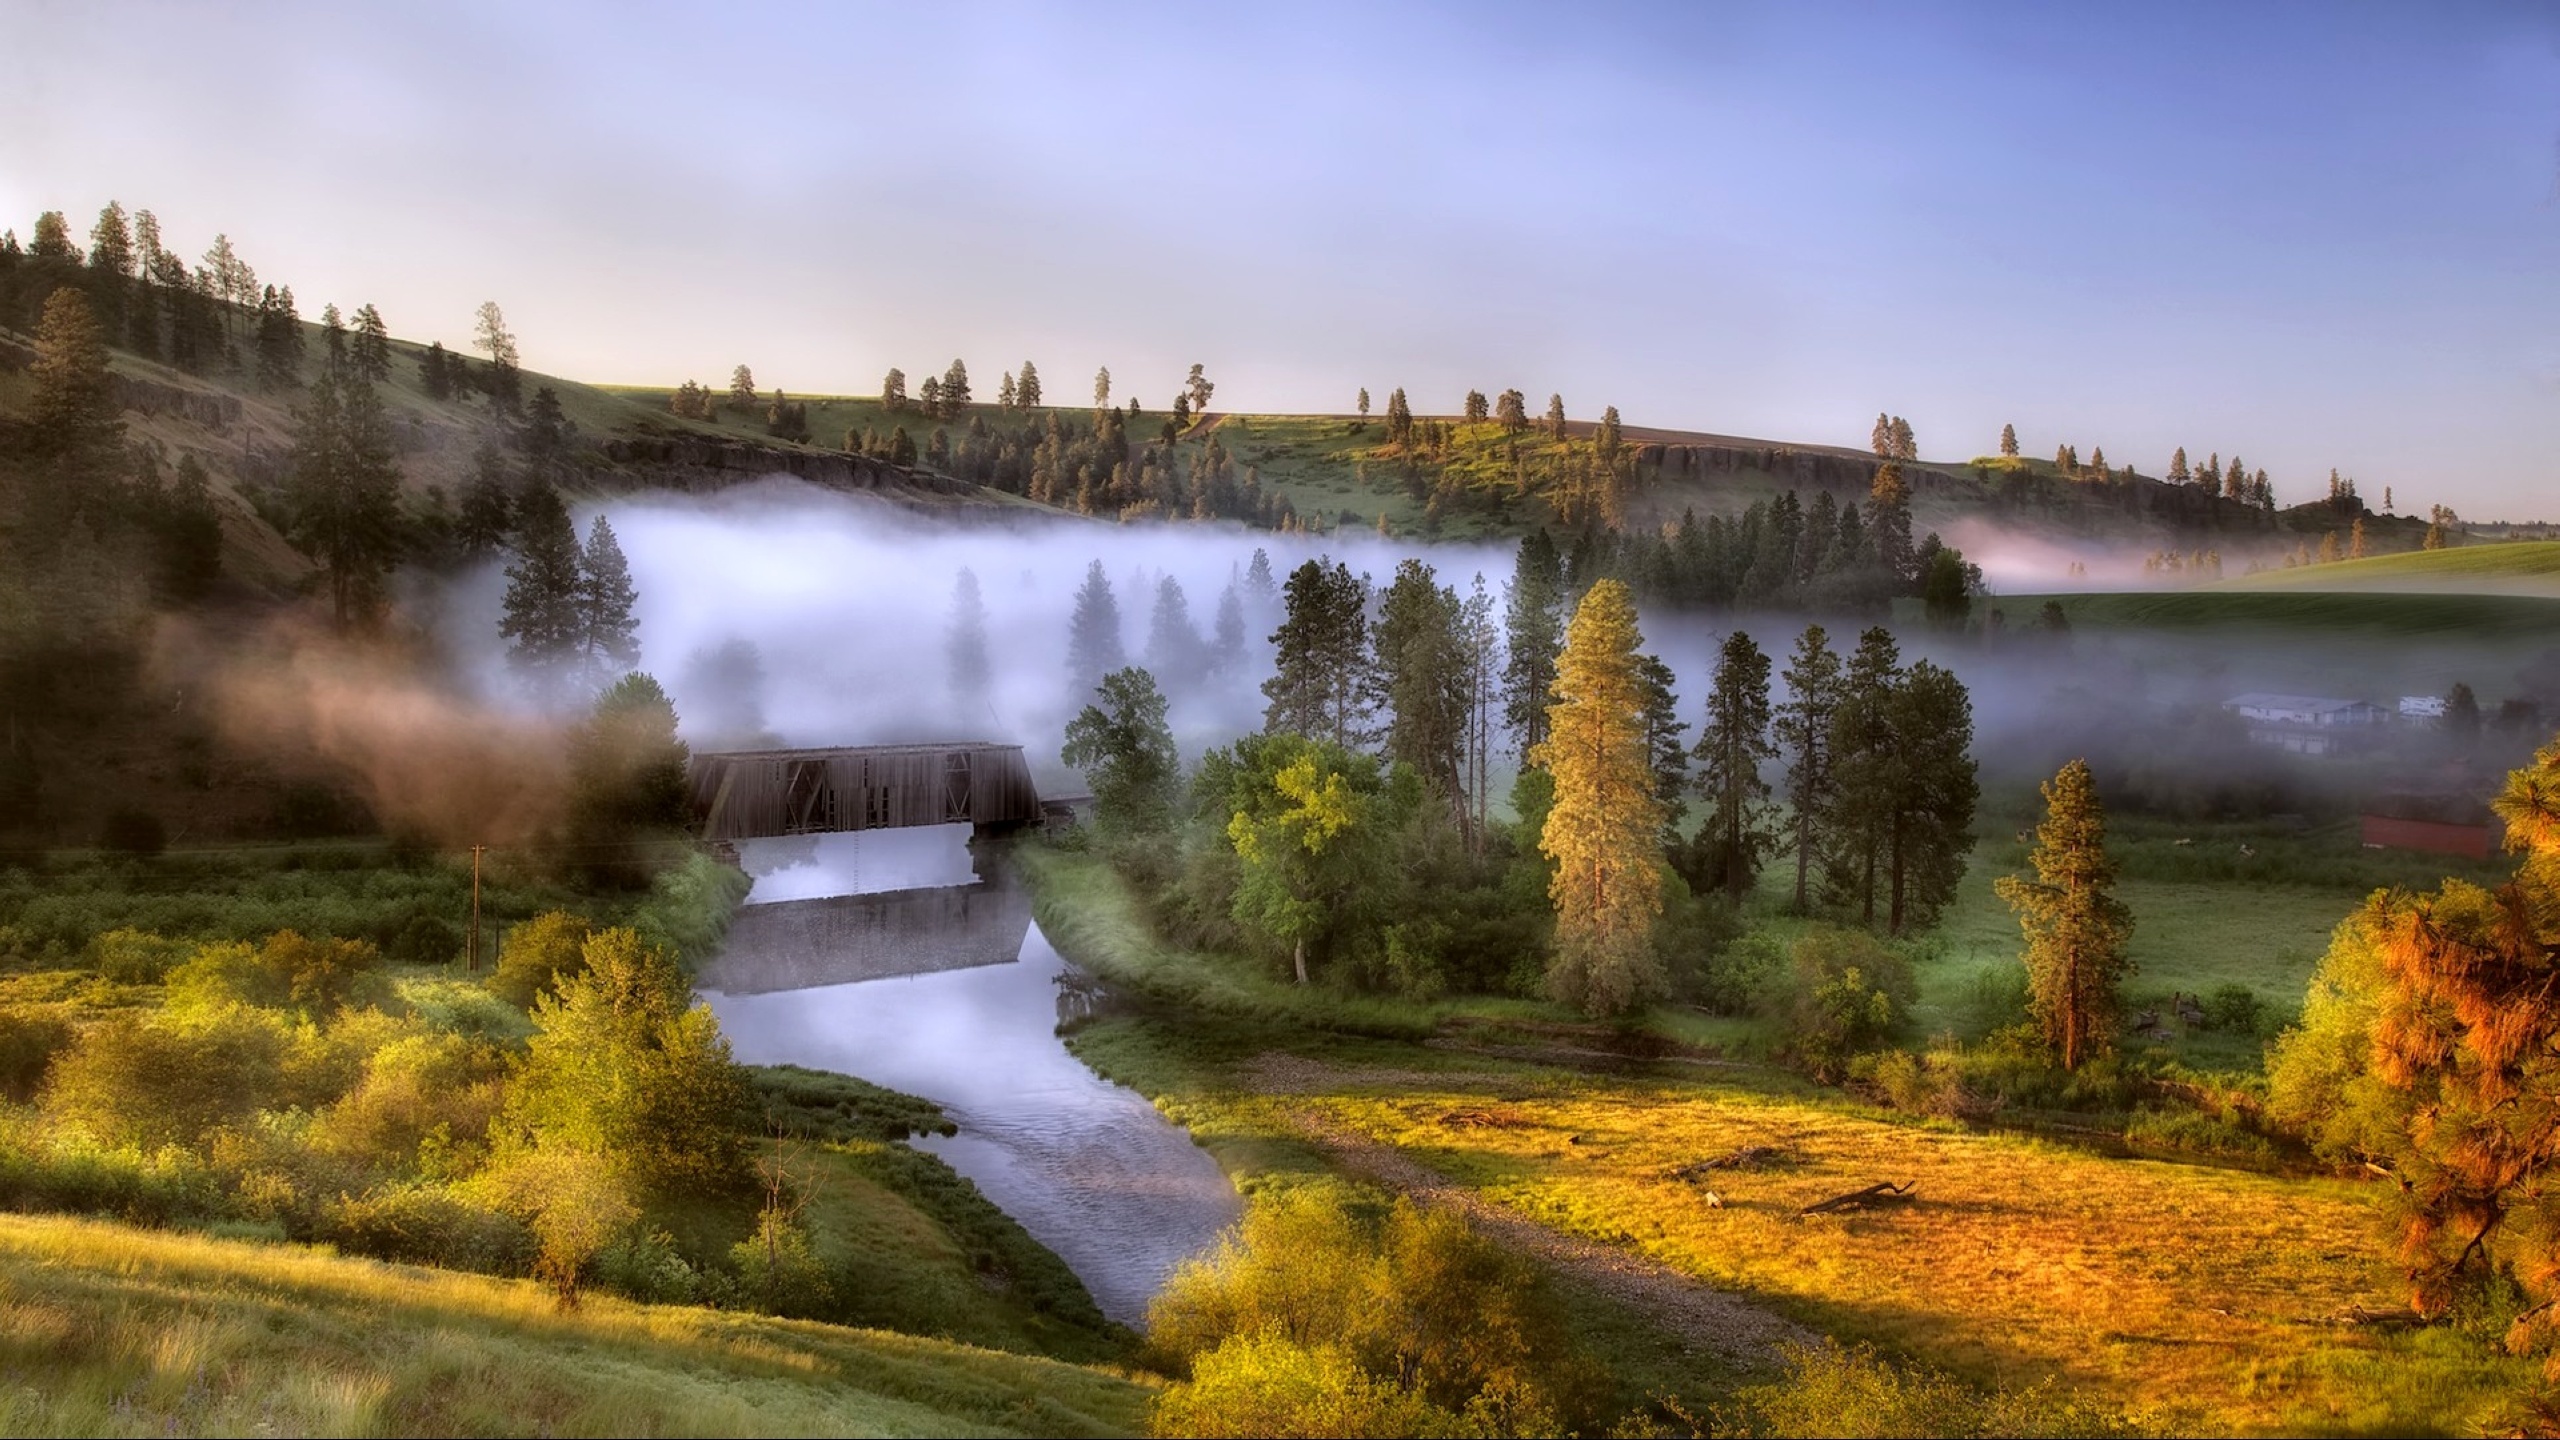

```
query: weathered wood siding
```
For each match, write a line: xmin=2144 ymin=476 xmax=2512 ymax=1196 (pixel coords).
xmin=688 ymin=743 xmax=1042 ymax=840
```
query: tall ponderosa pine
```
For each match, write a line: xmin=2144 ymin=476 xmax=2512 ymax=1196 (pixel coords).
xmin=1827 ymin=627 xmax=1903 ymax=927
xmin=1501 ymin=529 xmax=1566 ymax=760
xmin=1535 ymin=580 xmax=1665 ymax=1017
xmin=1370 ymin=558 xmax=1471 ymax=835
xmin=1867 ymin=463 xmax=1914 ymax=582
xmin=287 ymin=367 xmax=404 ymax=628
xmin=1774 ymin=624 xmax=1843 ymax=913
xmin=1999 ymin=423 xmax=2019 ymax=458
xmin=1146 ymin=575 xmax=1202 ymax=677
xmin=500 ymin=486 xmax=588 ymax=701
xmin=1263 ymin=559 xmax=1369 ymax=747
xmin=1636 ymin=653 xmax=1688 ymax=845
xmin=457 ymin=446 xmax=514 ymax=555
xmin=1210 ymin=582 xmax=1248 ymax=675
xmin=578 ymin=515 xmax=641 ymax=682
xmin=1065 ymin=559 xmax=1127 ymax=701
xmin=1996 ymin=758 xmax=2132 ymax=1071
xmin=1694 ymin=629 xmax=1775 ymax=901
xmin=26 ymin=288 xmax=123 ymax=522
xmin=351 ymin=303 xmax=391 ymax=382
xmin=949 ymin=568 xmax=992 ymax=715
xmin=1882 ymin=659 xmax=1978 ymax=933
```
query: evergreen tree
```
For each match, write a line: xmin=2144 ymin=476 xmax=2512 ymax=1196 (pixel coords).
xmin=254 ymin=284 xmax=301 ymax=390
xmin=1460 ymin=573 xmax=1502 ymax=849
xmin=351 ymin=303 xmax=391 ymax=382
xmin=320 ymin=302 xmax=346 ymax=370
xmin=1093 ymin=366 xmax=1110 ymax=410
xmin=1535 ymin=580 xmax=1664 ymax=1017
xmin=2350 ymin=516 xmax=2369 ymax=559
xmin=1872 ymin=412 xmax=1893 ymax=457
xmin=1890 ymin=416 xmax=1915 ymax=460
xmin=997 ymin=370 xmax=1017 ymax=410
xmin=475 ymin=301 xmax=520 ymax=409
xmin=1545 ymin=393 xmax=1567 ymax=437
xmin=1370 ymin=559 xmax=1471 ymax=833
xmin=1062 ymin=667 xmax=1179 ymax=837
xmin=1827 ymin=627 xmax=1901 ymax=926
xmin=1774 ymin=625 xmax=1843 ymax=913
xmin=1694 ymin=629 xmax=1775 ymax=901
xmin=2445 ymin=682 xmax=2482 ymax=751
xmin=1883 ymin=661 xmax=1978 ymax=933
xmin=1636 ymin=652 xmax=1688 ymax=845
xmin=1211 ymin=581 xmax=1248 ymax=675
xmin=1867 ymin=463 xmax=1914 ymax=582
xmin=558 ymin=675 xmax=696 ymax=890
xmin=948 ymin=567 xmax=992 ymax=715
xmin=2167 ymin=447 xmax=2189 ymax=485
xmin=1596 ymin=405 xmax=1623 ymax=463
xmin=1065 ymin=559 xmax=1127 ymax=700
xmin=1016 ymin=360 xmax=1041 ymax=408
xmin=942 ymin=358 xmax=972 ymax=411
xmin=728 ymin=365 xmax=757 ymax=409
xmin=500 ymin=485 xmax=588 ymax=702
xmin=1500 ymin=529 xmax=1568 ymax=761
xmin=1996 ymin=758 xmax=2132 ymax=1071
xmin=1357 ymin=387 xmax=1370 ymax=419
xmin=578 ymin=515 xmax=641 ymax=683
xmin=881 ymin=367 xmax=907 ymax=411
xmin=1263 ymin=558 xmax=1369 ymax=746
xmin=26 ymin=287 xmax=123 ymax=517
xmin=1185 ymin=363 xmax=1213 ymax=415
xmin=287 ymin=367 xmax=404 ymax=628
xmin=1245 ymin=547 xmax=1278 ymax=609
xmin=457 ymin=447 xmax=514 ymax=556
xmin=1464 ymin=390 xmax=1489 ymax=423
xmin=1146 ymin=574 xmax=1203 ymax=677
xmin=421 ymin=341 xmax=454 ymax=400
xmin=519 ymin=385 xmax=573 ymax=479
xmin=1999 ymin=423 xmax=2018 ymax=458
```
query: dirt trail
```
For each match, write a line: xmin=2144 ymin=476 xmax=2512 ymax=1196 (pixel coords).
xmin=1252 ymin=1056 xmax=1816 ymax=1373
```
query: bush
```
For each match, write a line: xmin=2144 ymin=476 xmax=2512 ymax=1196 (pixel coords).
xmin=319 ymin=1182 xmax=532 ymax=1273
xmin=1152 ymin=1332 xmax=1483 ymax=1439
xmin=487 ymin=911 xmax=592 ymax=1007
xmin=1741 ymin=1339 xmax=2157 ymax=1438
xmin=0 ymin=1006 xmax=73 ymax=1101
xmin=386 ymin=913 xmax=461 ymax=967
xmin=2199 ymin=983 xmax=2264 ymax=1035
xmin=731 ymin=1213 xmax=834 ymax=1315
xmin=164 ymin=932 xmax=390 ymax=1019
xmin=88 ymin=928 xmax=189 ymax=983
xmin=1765 ymin=927 xmax=1913 ymax=1082
xmin=44 ymin=1009 xmax=288 ymax=1150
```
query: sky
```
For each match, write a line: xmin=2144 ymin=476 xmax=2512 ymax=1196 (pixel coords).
xmin=6 ymin=1 xmax=2557 ymax=516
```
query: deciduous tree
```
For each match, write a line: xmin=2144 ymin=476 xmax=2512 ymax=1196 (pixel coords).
xmin=1062 ymin=666 xmax=1180 ymax=837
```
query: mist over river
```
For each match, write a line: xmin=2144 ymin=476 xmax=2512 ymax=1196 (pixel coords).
xmin=696 ymin=826 xmax=1239 ymax=1324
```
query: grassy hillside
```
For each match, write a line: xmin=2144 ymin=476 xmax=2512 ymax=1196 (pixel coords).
xmin=0 ymin=1212 xmax=1150 ymax=1437
xmin=2219 ymin=541 xmax=2560 ymax=595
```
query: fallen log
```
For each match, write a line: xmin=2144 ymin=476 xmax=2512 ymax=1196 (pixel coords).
xmin=1794 ymin=1181 xmax=1916 ymax=1218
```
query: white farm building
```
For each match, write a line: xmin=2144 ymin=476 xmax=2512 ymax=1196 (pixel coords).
xmin=2224 ymin=693 xmax=2388 ymax=755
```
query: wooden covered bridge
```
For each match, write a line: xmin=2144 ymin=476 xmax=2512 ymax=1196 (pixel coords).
xmin=687 ymin=742 xmax=1053 ymax=842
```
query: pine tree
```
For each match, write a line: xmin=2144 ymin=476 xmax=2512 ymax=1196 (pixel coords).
xmin=579 ymin=515 xmax=641 ymax=683
xmin=1827 ymin=627 xmax=1901 ymax=926
xmin=287 ymin=368 xmax=404 ymax=628
xmin=421 ymin=342 xmax=454 ymax=400
xmin=1501 ymin=529 xmax=1566 ymax=760
xmin=1867 ymin=463 xmax=1914 ymax=582
xmin=1996 ymin=758 xmax=2133 ymax=1070
xmin=475 ymin=301 xmax=520 ymax=409
xmin=939 ymin=358 xmax=971 ymax=413
xmin=1999 ymin=423 xmax=2019 ymax=458
xmin=1065 ymin=559 xmax=1127 ymax=701
xmin=1146 ymin=574 xmax=1202 ymax=677
xmin=1535 ymin=580 xmax=1665 ymax=1017
xmin=2168 ymin=447 xmax=2190 ymax=485
xmin=351 ymin=303 xmax=391 ymax=382
xmin=2349 ymin=516 xmax=2368 ymax=560
xmin=1357 ymin=387 xmax=1370 ymax=419
xmin=1185 ymin=363 xmax=1212 ymax=416
xmin=1496 ymin=389 xmax=1528 ymax=434
xmin=881 ymin=368 xmax=907 ymax=411
xmin=1263 ymin=558 xmax=1370 ymax=746
xmin=1211 ymin=581 xmax=1248 ymax=675
xmin=1694 ymin=629 xmax=1775 ymax=900
xmin=1464 ymin=390 xmax=1489 ymax=423
xmin=1637 ymin=653 xmax=1689 ymax=844
xmin=2320 ymin=532 xmax=2342 ymax=563
xmin=1545 ymin=393 xmax=1567 ymax=438
xmin=27 ymin=287 xmax=122 ymax=499
xmin=729 ymin=365 xmax=757 ymax=409
xmin=1093 ymin=366 xmax=1110 ymax=410
xmin=153 ymin=453 xmax=224 ymax=600
xmin=1872 ymin=412 xmax=1893 ymax=458
xmin=1889 ymin=416 xmax=1915 ymax=460
xmin=1774 ymin=624 xmax=1843 ymax=913
xmin=1370 ymin=559 xmax=1471 ymax=833
xmin=457 ymin=446 xmax=514 ymax=555
xmin=1016 ymin=360 xmax=1041 ymax=409
xmin=1596 ymin=405 xmax=1623 ymax=463
xmin=1386 ymin=387 xmax=1413 ymax=444
xmin=998 ymin=371 xmax=1017 ymax=410
xmin=1884 ymin=661 xmax=1978 ymax=933
xmin=500 ymin=486 xmax=588 ymax=701
xmin=949 ymin=567 xmax=992 ymax=715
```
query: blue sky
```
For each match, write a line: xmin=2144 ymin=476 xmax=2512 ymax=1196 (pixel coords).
xmin=6 ymin=1 xmax=2556 ymax=515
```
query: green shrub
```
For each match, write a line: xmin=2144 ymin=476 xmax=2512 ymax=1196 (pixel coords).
xmin=2200 ymin=983 xmax=2264 ymax=1035
xmin=0 ymin=1007 xmax=73 ymax=1101
xmin=386 ymin=913 xmax=461 ymax=967
xmin=164 ymin=932 xmax=389 ymax=1019
xmin=44 ymin=1008 xmax=288 ymax=1150
xmin=488 ymin=911 xmax=592 ymax=1008
xmin=594 ymin=1226 xmax=703 ymax=1305
xmin=319 ymin=1182 xmax=532 ymax=1273
xmin=1152 ymin=1332 xmax=1486 ymax=1439
xmin=88 ymin=928 xmax=189 ymax=984
xmin=1740 ymin=1339 xmax=2157 ymax=1438
xmin=732 ymin=1213 xmax=834 ymax=1315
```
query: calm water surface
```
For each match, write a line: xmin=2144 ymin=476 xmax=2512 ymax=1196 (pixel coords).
xmin=698 ymin=828 xmax=1239 ymax=1323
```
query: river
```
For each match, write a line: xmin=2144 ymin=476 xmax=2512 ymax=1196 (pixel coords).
xmin=696 ymin=826 xmax=1240 ymax=1325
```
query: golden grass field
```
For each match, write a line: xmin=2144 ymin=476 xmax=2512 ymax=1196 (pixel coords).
xmin=0 ymin=1212 xmax=1151 ymax=1437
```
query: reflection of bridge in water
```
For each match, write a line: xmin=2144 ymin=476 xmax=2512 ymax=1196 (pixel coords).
xmin=700 ymin=881 xmax=1036 ymax=995
xmin=688 ymin=743 xmax=1058 ymax=842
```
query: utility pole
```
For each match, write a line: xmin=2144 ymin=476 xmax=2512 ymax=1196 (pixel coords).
xmin=467 ymin=844 xmax=485 ymax=971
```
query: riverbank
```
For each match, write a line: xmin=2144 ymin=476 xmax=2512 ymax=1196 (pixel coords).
xmin=1023 ymin=843 xmax=2534 ymax=1435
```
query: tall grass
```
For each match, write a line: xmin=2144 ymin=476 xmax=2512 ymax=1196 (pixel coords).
xmin=0 ymin=1211 xmax=1150 ymax=1437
